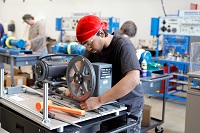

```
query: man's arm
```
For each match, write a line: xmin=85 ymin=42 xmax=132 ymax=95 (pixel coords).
xmin=100 ymin=69 xmax=140 ymax=104
xmin=80 ymin=69 xmax=140 ymax=111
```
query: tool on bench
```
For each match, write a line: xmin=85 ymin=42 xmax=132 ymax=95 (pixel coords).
xmin=40 ymin=110 xmax=82 ymax=128
xmin=36 ymin=100 xmax=85 ymax=116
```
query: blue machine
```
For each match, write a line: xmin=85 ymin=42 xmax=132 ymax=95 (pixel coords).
xmin=162 ymin=35 xmax=190 ymax=56
xmin=0 ymin=35 xmax=32 ymax=55
xmin=149 ymin=16 xmax=192 ymax=102
xmin=139 ymin=50 xmax=152 ymax=64
xmin=53 ymin=42 xmax=85 ymax=55
xmin=150 ymin=18 xmax=159 ymax=36
xmin=108 ymin=17 xmax=120 ymax=33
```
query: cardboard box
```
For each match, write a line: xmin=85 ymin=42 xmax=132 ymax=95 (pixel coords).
xmin=141 ymin=104 xmax=152 ymax=127
xmin=18 ymin=72 xmax=33 ymax=79
xmin=14 ymin=67 xmax=22 ymax=75
xmin=5 ymin=75 xmax=27 ymax=87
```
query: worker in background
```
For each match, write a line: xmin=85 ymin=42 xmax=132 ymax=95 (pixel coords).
xmin=117 ymin=20 xmax=137 ymax=39
xmin=22 ymin=14 xmax=48 ymax=84
xmin=22 ymin=14 xmax=48 ymax=57
xmin=76 ymin=15 xmax=144 ymax=133
xmin=0 ymin=22 xmax=4 ymax=46
xmin=118 ymin=21 xmax=147 ymax=62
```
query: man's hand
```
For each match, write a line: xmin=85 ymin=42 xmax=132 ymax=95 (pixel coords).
xmin=65 ymin=88 xmax=72 ymax=98
xmin=25 ymin=40 xmax=31 ymax=47
xmin=80 ymin=97 xmax=102 ymax=111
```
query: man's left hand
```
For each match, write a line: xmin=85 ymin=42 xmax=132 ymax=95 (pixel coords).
xmin=80 ymin=97 xmax=102 ymax=111
xmin=25 ymin=40 xmax=31 ymax=46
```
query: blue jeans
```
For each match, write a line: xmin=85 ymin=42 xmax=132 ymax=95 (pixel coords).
xmin=129 ymin=111 xmax=143 ymax=133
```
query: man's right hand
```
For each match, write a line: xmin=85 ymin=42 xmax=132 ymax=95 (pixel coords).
xmin=65 ymin=88 xmax=72 ymax=97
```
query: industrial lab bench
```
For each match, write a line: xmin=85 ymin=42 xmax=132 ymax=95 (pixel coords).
xmin=0 ymin=69 xmax=137 ymax=133
xmin=0 ymin=53 xmax=40 ymax=86
xmin=141 ymin=73 xmax=173 ymax=133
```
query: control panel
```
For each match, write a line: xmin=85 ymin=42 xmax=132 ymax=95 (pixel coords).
xmin=56 ymin=17 xmax=120 ymax=33
xmin=159 ymin=16 xmax=200 ymax=36
xmin=60 ymin=17 xmax=79 ymax=31
xmin=162 ymin=35 xmax=189 ymax=56
xmin=92 ymin=63 xmax=112 ymax=97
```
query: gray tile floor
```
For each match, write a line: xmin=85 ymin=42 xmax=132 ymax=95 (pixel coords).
xmin=0 ymin=94 xmax=186 ymax=133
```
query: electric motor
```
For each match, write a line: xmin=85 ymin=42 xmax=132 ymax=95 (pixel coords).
xmin=35 ymin=56 xmax=71 ymax=81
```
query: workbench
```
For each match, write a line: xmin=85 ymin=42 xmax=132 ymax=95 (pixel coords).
xmin=0 ymin=69 xmax=134 ymax=133
xmin=0 ymin=93 xmax=128 ymax=133
xmin=0 ymin=53 xmax=40 ymax=86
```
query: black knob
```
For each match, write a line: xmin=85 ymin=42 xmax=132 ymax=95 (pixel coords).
xmin=162 ymin=20 xmax=166 ymax=25
xmin=167 ymin=29 xmax=171 ymax=32
xmin=161 ymin=26 xmax=167 ymax=32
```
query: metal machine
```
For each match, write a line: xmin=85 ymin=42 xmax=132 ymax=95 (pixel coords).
xmin=150 ymin=10 xmax=200 ymax=102
xmin=0 ymin=34 xmax=32 ymax=55
xmin=35 ymin=54 xmax=112 ymax=101
xmin=0 ymin=54 xmax=131 ymax=133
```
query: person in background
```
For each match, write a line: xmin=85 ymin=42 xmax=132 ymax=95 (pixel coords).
xmin=76 ymin=15 xmax=144 ymax=133
xmin=0 ymin=22 xmax=4 ymax=46
xmin=22 ymin=14 xmax=48 ymax=57
xmin=118 ymin=21 xmax=145 ymax=61
xmin=22 ymin=14 xmax=48 ymax=85
xmin=118 ymin=20 xmax=137 ymax=39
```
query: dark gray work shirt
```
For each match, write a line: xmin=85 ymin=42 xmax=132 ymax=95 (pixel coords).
xmin=83 ymin=32 xmax=144 ymax=115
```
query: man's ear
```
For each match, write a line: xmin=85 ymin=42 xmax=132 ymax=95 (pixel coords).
xmin=99 ymin=31 xmax=104 ymax=38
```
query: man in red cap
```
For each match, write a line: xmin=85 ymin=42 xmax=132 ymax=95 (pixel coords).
xmin=76 ymin=15 xmax=144 ymax=133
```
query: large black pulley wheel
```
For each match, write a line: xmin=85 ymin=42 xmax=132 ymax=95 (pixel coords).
xmin=66 ymin=55 xmax=96 ymax=101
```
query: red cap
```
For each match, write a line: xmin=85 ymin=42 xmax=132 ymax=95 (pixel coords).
xmin=76 ymin=15 xmax=108 ymax=43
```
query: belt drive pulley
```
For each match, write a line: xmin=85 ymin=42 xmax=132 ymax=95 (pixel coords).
xmin=66 ymin=55 xmax=96 ymax=101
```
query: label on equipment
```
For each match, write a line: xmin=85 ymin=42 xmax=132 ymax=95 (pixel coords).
xmin=103 ymin=80 xmax=108 ymax=84
xmin=150 ymin=82 xmax=153 ymax=87
xmin=100 ymin=68 xmax=112 ymax=79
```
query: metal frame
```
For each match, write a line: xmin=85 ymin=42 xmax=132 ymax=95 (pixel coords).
xmin=151 ymin=57 xmax=189 ymax=102
xmin=140 ymin=74 xmax=173 ymax=132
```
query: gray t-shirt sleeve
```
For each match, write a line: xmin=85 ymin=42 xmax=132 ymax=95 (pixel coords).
xmin=120 ymin=43 xmax=141 ymax=76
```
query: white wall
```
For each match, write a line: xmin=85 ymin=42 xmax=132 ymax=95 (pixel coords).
xmin=0 ymin=0 xmax=199 ymax=46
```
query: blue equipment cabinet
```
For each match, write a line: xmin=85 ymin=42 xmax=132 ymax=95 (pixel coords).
xmin=56 ymin=18 xmax=62 ymax=31
xmin=150 ymin=18 xmax=159 ymax=36
xmin=162 ymin=35 xmax=190 ymax=56
xmin=108 ymin=17 xmax=120 ymax=33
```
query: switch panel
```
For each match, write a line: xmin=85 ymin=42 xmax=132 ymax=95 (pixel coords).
xmin=159 ymin=16 xmax=200 ymax=36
